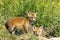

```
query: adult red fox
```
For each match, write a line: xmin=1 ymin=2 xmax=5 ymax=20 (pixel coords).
xmin=5 ymin=11 xmax=37 ymax=34
xmin=32 ymin=25 xmax=43 ymax=36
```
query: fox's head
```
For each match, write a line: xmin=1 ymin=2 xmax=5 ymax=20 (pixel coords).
xmin=27 ymin=11 xmax=37 ymax=21
xmin=32 ymin=25 xmax=43 ymax=36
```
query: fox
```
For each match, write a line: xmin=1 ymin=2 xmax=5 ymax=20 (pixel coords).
xmin=32 ymin=25 xmax=43 ymax=36
xmin=5 ymin=11 xmax=37 ymax=34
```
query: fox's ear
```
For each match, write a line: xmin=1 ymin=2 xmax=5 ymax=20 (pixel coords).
xmin=27 ymin=11 xmax=31 ymax=14
xmin=35 ymin=13 xmax=37 ymax=16
xmin=27 ymin=11 xmax=31 ymax=16
xmin=34 ymin=10 xmax=36 ymax=13
xmin=33 ymin=25 xmax=36 ymax=27
xmin=34 ymin=13 xmax=37 ymax=15
xmin=34 ymin=10 xmax=37 ymax=14
xmin=32 ymin=25 xmax=36 ymax=31
xmin=32 ymin=27 xmax=36 ymax=31
xmin=39 ymin=25 xmax=43 ymax=29
xmin=33 ymin=25 xmax=36 ymax=29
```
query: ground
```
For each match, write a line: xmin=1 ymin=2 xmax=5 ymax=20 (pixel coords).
xmin=0 ymin=25 xmax=60 ymax=40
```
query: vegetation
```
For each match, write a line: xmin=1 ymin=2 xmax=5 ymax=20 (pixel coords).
xmin=0 ymin=0 xmax=60 ymax=40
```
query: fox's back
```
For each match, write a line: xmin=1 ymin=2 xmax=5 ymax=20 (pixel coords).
xmin=6 ymin=17 xmax=29 ymax=28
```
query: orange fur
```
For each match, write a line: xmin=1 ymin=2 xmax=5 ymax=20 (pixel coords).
xmin=32 ymin=26 xmax=43 ymax=36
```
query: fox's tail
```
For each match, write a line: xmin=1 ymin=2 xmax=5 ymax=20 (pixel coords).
xmin=5 ymin=23 xmax=9 ymax=29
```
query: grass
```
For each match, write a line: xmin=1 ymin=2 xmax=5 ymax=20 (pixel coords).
xmin=0 ymin=25 xmax=45 ymax=40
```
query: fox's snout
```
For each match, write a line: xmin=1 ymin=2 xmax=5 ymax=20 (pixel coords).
xmin=32 ymin=17 xmax=36 ymax=21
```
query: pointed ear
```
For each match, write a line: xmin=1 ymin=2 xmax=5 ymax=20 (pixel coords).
xmin=39 ymin=25 xmax=43 ymax=30
xmin=34 ymin=10 xmax=37 ymax=14
xmin=35 ymin=13 xmax=37 ymax=14
xmin=39 ymin=27 xmax=41 ymax=29
xmin=28 ymin=13 xmax=30 ymax=16
xmin=27 ymin=11 xmax=31 ymax=16
xmin=33 ymin=25 xmax=36 ymax=27
xmin=27 ymin=11 xmax=31 ymax=14
xmin=34 ymin=10 xmax=36 ymax=13
xmin=32 ymin=26 xmax=36 ymax=31
xmin=33 ymin=27 xmax=36 ymax=29
xmin=34 ymin=13 xmax=37 ymax=15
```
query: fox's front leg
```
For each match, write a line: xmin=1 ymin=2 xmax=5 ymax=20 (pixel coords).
xmin=23 ymin=25 xmax=28 ymax=33
xmin=9 ymin=26 xmax=16 ymax=34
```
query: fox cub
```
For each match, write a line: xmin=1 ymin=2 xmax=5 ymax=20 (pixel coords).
xmin=32 ymin=25 xmax=43 ymax=36
xmin=5 ymin=11 xmax=37 ymax=34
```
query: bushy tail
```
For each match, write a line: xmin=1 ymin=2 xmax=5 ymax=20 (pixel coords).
xmin=5 ymin=23 xmax=8 ymax=29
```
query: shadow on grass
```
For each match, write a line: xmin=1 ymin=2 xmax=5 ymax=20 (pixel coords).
xmin=15 ymin=29 xmax=24 ymax=35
